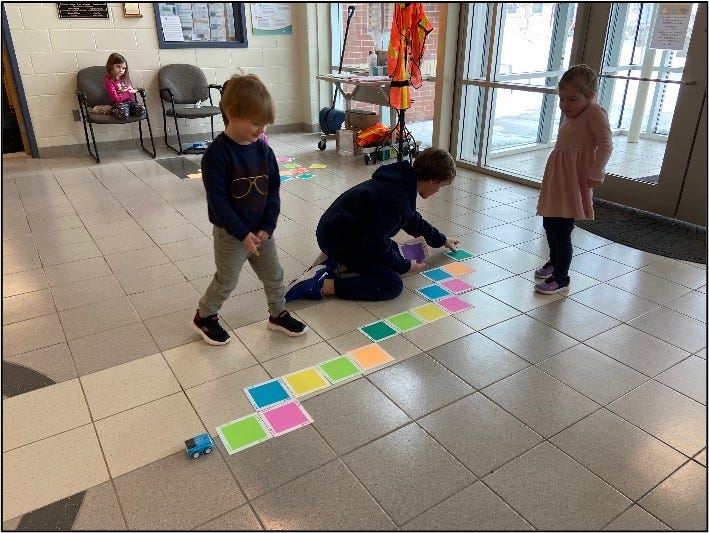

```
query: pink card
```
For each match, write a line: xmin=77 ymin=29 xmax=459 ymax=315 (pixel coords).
xmin=437 ymin=295 xmax=473 ymax=313
xmin=260 ymin=400 xmax=313 ymax=436
xmin=440 ymin=278 xmax=474 ymax=294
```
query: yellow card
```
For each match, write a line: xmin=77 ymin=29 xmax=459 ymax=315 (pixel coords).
xmin=411 ymin=303 xmax=448 ymax=322
xmin=283 ymin=367 xmax=329 ymax=396
xmin=348 ymin=344 xmax=394 ymax=371
xmin=310 ymin=163 xmax=327 ymax=169
xmin=187 ymin=172 xmax=202 ymax=179
xmin=441 ymin=262 xmax=474 ymax=276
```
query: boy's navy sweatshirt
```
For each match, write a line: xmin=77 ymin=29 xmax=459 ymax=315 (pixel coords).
xmin=201 ymin=133 xmax=280 ymax=241
xmin=316 ymin=160 xmax=446 ymax=274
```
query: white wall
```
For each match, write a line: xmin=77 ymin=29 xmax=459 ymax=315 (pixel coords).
xmin=4 ymin=2 xmax=320 ymax=149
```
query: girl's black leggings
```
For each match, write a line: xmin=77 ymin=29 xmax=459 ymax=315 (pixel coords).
xmin=542 ymin=216 xmax=575 ymax=284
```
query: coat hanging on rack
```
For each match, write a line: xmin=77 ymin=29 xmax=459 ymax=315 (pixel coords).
xmin=386 ymin=2 xmax=433 ymax=160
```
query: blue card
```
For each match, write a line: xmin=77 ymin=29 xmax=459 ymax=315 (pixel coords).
xmin=244 ymin=379 xmax=292 ymax=409
xmin=421 ymin=268 xmax=453 ymax=282
xmin=416 ymin=284 xmax=451 ymax=300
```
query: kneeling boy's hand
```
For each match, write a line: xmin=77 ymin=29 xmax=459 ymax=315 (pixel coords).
xmin=242 ymin=232 xmax=261 ymax=256
xmin=408 ymin=260 xmax=427 ymax=274
xmin=444 ymin=238 xmax=460 ymax=251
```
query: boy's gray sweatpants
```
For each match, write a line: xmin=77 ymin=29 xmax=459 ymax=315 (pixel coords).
xmin=198 ymin=226 xmax=286 ymax=318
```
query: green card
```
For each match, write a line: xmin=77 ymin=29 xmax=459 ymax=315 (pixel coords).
xmin=216 ymin=414 xmax=270 ymax=455
xmin=359 ymin=320 xmax=398 ymax=342
xmin=387 ymin=311 xmax=424 ymax=332
xmin=445 ymin=249 xmax=473 ymax=261
xmin=318 ymin=356 xmax=361 ymax=383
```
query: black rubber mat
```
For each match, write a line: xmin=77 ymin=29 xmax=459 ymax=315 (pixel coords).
xmin=576 ymin=199 xmax=706 ymax=265
xmin=156 ymin=156 xmax=201 ymax=179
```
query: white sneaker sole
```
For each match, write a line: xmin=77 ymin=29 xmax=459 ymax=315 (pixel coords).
xmin=267 ymin=321 xmax=309 ymax=337
xmin=534 ymin=285 xmax=570 ymax=295
xmin=191 ymin=321 xmax=231 ymax=345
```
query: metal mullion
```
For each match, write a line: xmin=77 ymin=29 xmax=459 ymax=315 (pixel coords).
xmin=462 ymin=79 xmax=558 ymax=95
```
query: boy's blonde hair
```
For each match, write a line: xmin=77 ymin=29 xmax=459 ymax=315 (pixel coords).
xmin=412 ymin=147 xmax=456 ymax=183
xmin=559 ymin=64 xmax=599 ymax=98
xmin=221 ymin=74 xmax=275 ymax=124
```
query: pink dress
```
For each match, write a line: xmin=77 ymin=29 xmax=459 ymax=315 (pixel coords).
xmin=536 ymin=102 xmax=613 ymax=220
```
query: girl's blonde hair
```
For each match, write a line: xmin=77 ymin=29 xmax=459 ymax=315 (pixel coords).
xmin=105 ymin=52 xmax=129 ymax=80
xmin=559 ymin=64 xmax=598 ymax=98
xmin=220 ymin=74 xmax=275 ymax=125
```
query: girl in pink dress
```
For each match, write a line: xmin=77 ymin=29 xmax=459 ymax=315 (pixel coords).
xmin=534 ymin=65 xmax=613 ymax=294
xmin=104 ymin=53 xmax=145 ymax=120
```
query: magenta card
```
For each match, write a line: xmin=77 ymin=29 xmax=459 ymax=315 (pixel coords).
xmin=440 ymin=278 xmax=474 ymax=294
xmin=437 ymin=295 xmax=473 ymax=313
xmin=261 ymin=400 xmax=313 ymax=436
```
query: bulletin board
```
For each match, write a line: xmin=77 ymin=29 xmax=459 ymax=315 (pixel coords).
xmin=154 ymin=3 xmax=248 ymax=48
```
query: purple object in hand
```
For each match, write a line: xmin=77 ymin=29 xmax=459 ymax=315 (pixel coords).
xmin=400 ymin=242 xmax=426 ymax=262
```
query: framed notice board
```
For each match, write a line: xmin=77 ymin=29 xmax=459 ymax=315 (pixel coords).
xmin=154 ymin=3 xmax=248 ymax=48
xmin=57 ymin=3 xmax=109 ymax=19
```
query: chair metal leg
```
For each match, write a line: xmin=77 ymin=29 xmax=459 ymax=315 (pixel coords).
xmin=138 ymin=113 xmax=156 ymax=159
xmin=84 ymin=120 xmax=100 ymax=163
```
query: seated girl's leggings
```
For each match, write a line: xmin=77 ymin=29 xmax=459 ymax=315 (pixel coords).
xmin=324 ymin=251 xmax=403 ymax=301
xmin=543 ymin=216 xmax=575 ymax=284
xmin=110 ymin=101 xmax=146 ymax=120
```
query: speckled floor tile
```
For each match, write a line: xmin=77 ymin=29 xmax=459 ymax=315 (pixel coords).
xmin=419 ymin=393 xmax=542 ymax=477
xmin=342 ymin=423 xmax=476 ymax=526
xmin=483 ymin=366 xmax=599 ymax=438
xmin=551 ymin=409 xmax=688 ymax=500
xmin=304 ymin=377 xmax=411 ymax=454
xmin=367 ymin=353 xmax=474 ymax=419
xmin=484 ymin=442 xmax=630 ymax=530
xmin=250 ymin=460 xmax=396 ymax=530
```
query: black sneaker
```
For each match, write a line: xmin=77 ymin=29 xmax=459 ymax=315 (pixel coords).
xmin=192 ymin=310 xmax=231 ymax=345
xmin=267 ymin=310 xmax=308 ymax=337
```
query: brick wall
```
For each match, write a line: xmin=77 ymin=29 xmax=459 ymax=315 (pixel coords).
xmin=338 ymin=3 xmax=438 ymax=124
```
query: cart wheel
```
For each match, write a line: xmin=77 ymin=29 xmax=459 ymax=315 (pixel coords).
xmin=318 ymin=140 xmax=327 ymax=150
xmin=364 ymin=154 xmax=371 ymax=165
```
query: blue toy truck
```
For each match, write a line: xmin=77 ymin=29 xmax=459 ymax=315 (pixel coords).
xmin=185 ymin=433 xmax=214 ymax=458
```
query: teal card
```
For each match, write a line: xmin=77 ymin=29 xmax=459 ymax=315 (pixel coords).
xmin=359 ymin=320 xmax=398 ymax=342
xmin=445 ymin=249 xmax=473 ymax=261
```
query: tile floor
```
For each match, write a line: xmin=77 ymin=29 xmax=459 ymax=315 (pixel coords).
xmin=490 ymin=135 xmax=667 ymax=184
xmin=2 ymin=133 xmax=706 ymax=531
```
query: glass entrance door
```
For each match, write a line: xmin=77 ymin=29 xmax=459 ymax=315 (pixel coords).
xmin=454 ymin=2 xmax=706 ymax=219
xmin=589 ymin=2 xmax=705 ymax=216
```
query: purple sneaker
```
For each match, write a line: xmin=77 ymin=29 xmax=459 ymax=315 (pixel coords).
xmin=534 ymin=262 xmax=554 ymax=279
xmin=534 ymin=277 xmax=569 ymax=295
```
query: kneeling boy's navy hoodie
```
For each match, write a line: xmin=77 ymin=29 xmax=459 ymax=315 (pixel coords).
xmin=316 ymin=161 xmax=447 ymax=274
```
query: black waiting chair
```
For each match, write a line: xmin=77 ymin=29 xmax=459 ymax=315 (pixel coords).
xmin=158 ymin=64 xmax=222 ymax=154
xmin=76 ymin=66 xmax=156 ymax=163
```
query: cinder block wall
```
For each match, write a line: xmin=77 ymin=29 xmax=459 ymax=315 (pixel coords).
xmin=3 ymin=2 xmax=309 ymax=151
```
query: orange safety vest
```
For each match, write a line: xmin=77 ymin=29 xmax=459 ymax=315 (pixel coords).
xmin=387 ymin=3 xmax=433 ymax=110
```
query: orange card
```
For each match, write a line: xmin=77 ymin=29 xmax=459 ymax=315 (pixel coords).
xmin=348 ymin=343 xmax=395 ymax=370
xmin=441 ymin=262 xmax=474 ymax=276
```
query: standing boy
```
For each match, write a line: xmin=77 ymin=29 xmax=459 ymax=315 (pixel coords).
xmin=286 ymin=147 xmax=459 ymax=302
xmin=192 ymin=74 xmax=307 ymax=345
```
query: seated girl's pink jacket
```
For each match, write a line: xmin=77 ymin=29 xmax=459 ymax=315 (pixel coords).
xmin=104 ymin=77 xmax=134 ymax=104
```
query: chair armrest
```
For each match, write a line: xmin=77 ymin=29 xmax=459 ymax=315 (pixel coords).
xmin=208 ymin=84 xmax=222 ymax=90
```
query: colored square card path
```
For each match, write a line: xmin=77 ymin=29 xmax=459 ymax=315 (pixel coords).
xmin=416 ymin=284 xmax=451 ymax=301
xmin=283 ymin=367 xmax=330 ymax=397
xmin=421 ymin=268 xmax=452 ymax=282
xmin=348 ymin=344 xmax=395 ymax=371
xmin=437 ymin=295 xmax=473 ymax=314
xmin=260 ymin=401 xmax=313 ymax=437
xmin=244 ymin=379 xmax=292 ymax=410
xmin=387 ymin=311 xmax=424 ymax=332
xmin=359 ymin=320 xmax=398 ymax=342
xmin=216 ymin=413 xmax=271 ymax=455
xmin=318 ymin=356 xmax=362 ymax=383
xmin=445 ymin=249 xmax=473 ymax=261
